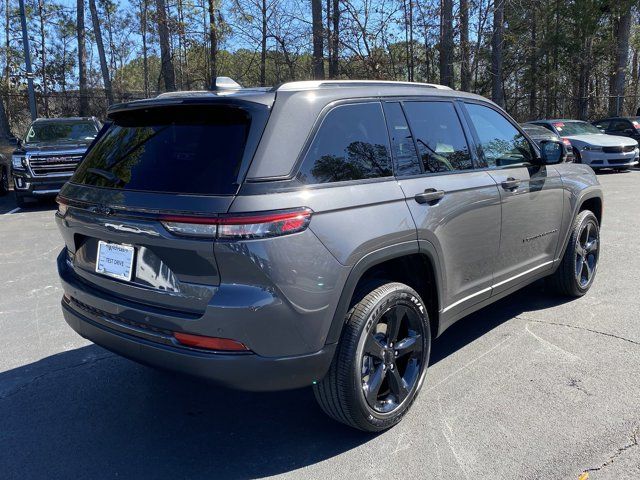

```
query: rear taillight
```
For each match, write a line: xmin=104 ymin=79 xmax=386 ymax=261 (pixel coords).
xmin=56 ymin=196 xmax=69 ymax=216
xmin=561 ymin=138 xmax=572 ymax=147
xmin=174 ymin=332 xmax=250 ymax=351
xmin=160 ymin=208 xmax=313 ymax=239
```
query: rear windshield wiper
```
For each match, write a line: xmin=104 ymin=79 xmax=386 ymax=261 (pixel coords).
xmin=86 ymin=168 xmax=123 ymax=185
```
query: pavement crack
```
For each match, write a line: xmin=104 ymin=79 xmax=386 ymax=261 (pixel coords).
xmin=581 ymin=425 xmax=640 ymax=475
xmin=514 ymin=316 xmax=640 ymax=347
xmin=0 ymin=353 xmax=116 ymax=401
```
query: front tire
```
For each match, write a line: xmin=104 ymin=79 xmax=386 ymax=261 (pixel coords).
xmin=314 ymin=282 xmax=431 ymax=432
xmin=0 ymin=167 xmax=8 ymax=196
xmin=549 ymin=210 xmax=600 ymax=297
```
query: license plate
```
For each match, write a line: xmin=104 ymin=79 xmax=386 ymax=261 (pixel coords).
xmin=96 ymin=241 xmax=135 ymax=281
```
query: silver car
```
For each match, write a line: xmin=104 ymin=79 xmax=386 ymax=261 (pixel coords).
xmin=527 ymin=119 xmax=639 ymax=171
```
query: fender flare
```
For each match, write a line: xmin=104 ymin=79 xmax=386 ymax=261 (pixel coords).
xmin=556 ymin=186 xmax=603 ymax=262
xmin=324 ymin=240 xmax=445 ymax=345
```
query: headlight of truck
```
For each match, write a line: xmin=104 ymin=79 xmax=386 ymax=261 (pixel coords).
xmin=582 ymin=145 xmax=602 ymax=152
xmin=11 ymin=155 xmax=25 ymax=169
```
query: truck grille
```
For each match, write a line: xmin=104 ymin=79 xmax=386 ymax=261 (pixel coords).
xmin=29 ymin=154 xmax=83 ymax=176
xmin=602 ymin=145 xmax=636 ymax=154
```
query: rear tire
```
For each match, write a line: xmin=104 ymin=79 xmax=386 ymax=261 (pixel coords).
xmin=548 ymin=210 xmax=600 ymax=297
xmin=313 ymin=282 xmax=431 ymax=432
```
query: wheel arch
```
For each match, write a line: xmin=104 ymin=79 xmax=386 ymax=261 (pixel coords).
xmin=325 ymin=241 xmax=444 ymax=346
xmin=556 ymin=188 xmax=603 ymax=263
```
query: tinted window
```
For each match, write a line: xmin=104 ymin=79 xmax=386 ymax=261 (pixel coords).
xmin=593 ymin=120 xmax=610 ymax=130
xmin=403 ymin=101 xmax=473 ymax=173
xmin=72 ymin=106 xmax=250 ymax=195
xmin=610 ymin=119 xmax=630 ymax=131
xmin=383 ymin=102 xmax=421 ymax=176
xmin=298 ymin=103 xmax=392 ymax=184
xmin=466 ymin=103 xmax=534 ymax=168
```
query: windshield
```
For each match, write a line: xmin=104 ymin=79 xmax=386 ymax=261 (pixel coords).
xmin=552 ymin=121 xmax=601 ymax=136
xmin=72 ymin=105 xmax=251 ymax=195
xmin=25 ymin=120 xmax=98 ymax=145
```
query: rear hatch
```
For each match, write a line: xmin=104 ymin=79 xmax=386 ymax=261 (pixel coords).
xmin=57 ymin=99 xmax=271 ymax=314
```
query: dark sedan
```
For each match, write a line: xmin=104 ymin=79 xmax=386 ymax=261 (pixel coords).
xmin=592 ymin=116 xmax=640 ymax=143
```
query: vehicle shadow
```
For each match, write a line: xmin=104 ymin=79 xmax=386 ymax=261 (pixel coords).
xmin=0 ymin=282 xmax=570 ymax=480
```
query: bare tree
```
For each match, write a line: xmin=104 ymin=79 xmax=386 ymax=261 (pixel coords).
xmin=328 ymin=0 xmax=340 ymax=78
xmin=88 ymin=0 xmax=115 ymax=104
xmin=491 ymin=0 xmax=505 ymax=107
xmin=459 ymin=0 xmax=470 ymax=91
xmin=137 ymin=0 xmax=150 ymax=97
xmin=439 ymin=0 xmax=453 ymax=87
xmin=156 ymin=0 xmax=176 ymax=91
xmin=37 ymin=0 xmax=49 ymax=116
xmin=312 ymin=0 xmax=325 ymax=79
xmin=207 ymin=0 xmax=218 ymax=87
xmin=77 ymin=0 xmax=88 ymax=115
xmin=609 ymin=4 xmax=632 ymax=115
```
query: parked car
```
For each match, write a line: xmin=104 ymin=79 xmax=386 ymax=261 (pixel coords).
xmin=56 ymin=80 xmax=603 ymax=432
xmin=521 ymin=123 xmax=574 ymax=162
xmin=592 ymin=116 xmax=640 ymax=143
xmin=527 ymin=119 xmax=639 ymax=171
xmin=11 ymin=117 xmax=101 ymax=207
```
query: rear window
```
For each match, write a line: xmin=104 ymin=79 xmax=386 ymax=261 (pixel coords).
xmin=72 ymin=106 xmax=251 ymax=195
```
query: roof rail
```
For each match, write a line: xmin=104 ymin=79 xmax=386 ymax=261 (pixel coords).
xmin=276 ymin=80 xmax=452 ymax=92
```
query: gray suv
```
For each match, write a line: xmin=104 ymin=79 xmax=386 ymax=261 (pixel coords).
xmin=56 ymin=81 xmax=603 ymax=432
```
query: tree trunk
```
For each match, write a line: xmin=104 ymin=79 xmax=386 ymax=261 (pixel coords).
xmin=207 ymin=0 xmax=218 ymax=87
xmin=140 ymin=0 xmax=149 ymax=97
xmin=77 ymin=0 xmax=88 ymax=115
xmin=528 ymin=9 xmax=537 ymax=118
xmin=609 ymin=6 xmax=632 ymax=116
xmin=156 ymin=0 xmax=176 ymax=91
xmin=38 ymin=0 xmax=49 ymax=116
xmin=460 ymin=0 xmax=470 ymax=91
xmin=311 ymin=0 xmax=325 ymax=79
xmin=491 ymin=0 xmax=505 ymax=107
xmin=88 ymin=0 xmax=114 ymax=104
xmin=329 ymin=0 xmax=340 ymax=78
xmin=260 ymin=0 xmax=267 ymax=86
xmin=439 ymin=0 xmax=453 ymax=87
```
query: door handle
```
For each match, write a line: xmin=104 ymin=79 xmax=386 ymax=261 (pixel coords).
xmin=414 ymin=188 xmax=445 ymax=204
xmin=501 ymin=177 xmax=521 ymax=191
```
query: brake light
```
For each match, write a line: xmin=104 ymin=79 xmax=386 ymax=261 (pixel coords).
xmin=561 ymin=137 xmax=572 ymax=147
xmin=174 ymin=332 xmax=250 ymax=351
xmin=633 ymin=121 xmax=640 ymax=130
xmin=160 ymin=208 xmax=313 ymax=239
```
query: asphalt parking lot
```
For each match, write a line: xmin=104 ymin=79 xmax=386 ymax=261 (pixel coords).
xmin=1 ymin=171 xmax=639 ymax=480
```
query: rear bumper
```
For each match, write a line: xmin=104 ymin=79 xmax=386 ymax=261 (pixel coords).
xmin=57 ymin=251 xmax=336 ymax=391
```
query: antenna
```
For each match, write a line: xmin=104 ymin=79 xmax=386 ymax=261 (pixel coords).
xmin=209 ymin=77 xmax=242 ymax=91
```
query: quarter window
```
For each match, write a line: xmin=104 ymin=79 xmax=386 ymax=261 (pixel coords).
xmin=465 ymin=103 xmax=534 ymax=168
xmin=298 ymin=103 xmax=393 ymax=184
xmin=403 ymin=101 xmax=473 ymax=173
xmin=383 ymin=102 xmax=421 ymax=176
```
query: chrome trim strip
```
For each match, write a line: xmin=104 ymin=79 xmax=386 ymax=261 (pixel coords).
xmin=32 ymin=189 xmax=62 ymax=195
xmin=441 ymin=260 xmax=554 ymax=313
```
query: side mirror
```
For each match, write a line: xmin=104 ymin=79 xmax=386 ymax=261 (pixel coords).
xmin=538 ymin=140 xmax=565 ymax=165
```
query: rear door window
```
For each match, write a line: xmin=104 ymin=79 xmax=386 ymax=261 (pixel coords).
xmin=72 ymin=106 xmax=252 ymax=195
xmin=403 ymin=101 xmax=473 ymax=173
xmin=297 ymin=102 xmax=393 ymax=184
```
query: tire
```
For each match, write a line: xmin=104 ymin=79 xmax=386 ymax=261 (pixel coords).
xmin=548 ymin=210 xmax=600 ymax=297
xmin=313 ymin=281 xmax=431 ymax=432
xmin=15 ymin=192 xmax=30 ymax=208
xmin=572 ymin=147 xmax=582 ymax=164
xmin=0 ymin=167 xmax=8 ymax=196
